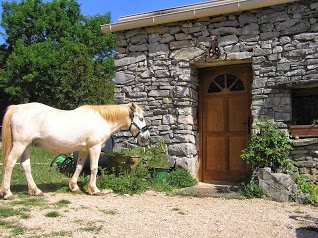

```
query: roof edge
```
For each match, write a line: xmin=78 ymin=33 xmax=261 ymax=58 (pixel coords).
xmin=101 ymin=0 xmax=297 ymax=33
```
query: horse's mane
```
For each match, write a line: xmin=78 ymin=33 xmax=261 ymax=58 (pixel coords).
xmin=79 ymin=104 xmax=141 ymax=123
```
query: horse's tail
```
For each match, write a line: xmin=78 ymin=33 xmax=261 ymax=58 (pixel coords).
xmin=2 ymin=105 xmax=18 ymax=165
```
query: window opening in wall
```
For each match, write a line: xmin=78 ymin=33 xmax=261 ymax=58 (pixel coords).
xmin=292 ymin=87 xmax=318 ymax=125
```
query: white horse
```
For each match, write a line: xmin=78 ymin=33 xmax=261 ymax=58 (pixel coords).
xmin=0 ymin=102 xmax=150 ymax=200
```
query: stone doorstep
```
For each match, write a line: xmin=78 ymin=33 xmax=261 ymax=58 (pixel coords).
xmin=176 ymin=182 xmax=244 ymax=198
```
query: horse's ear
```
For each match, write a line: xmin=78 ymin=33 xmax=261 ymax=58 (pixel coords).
xmin=129 ymin=102 xmax=137 ymax=112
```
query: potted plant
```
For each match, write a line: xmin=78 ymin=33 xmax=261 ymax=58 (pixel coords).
xmin=289 ymin=119 xmax=318 ymax=139
xmin=99 ymin=150 xmax=142 ymax=175
xmin=128 ymin=140 xmax=171 ymax=181
xmin=100 ymin=140 xmax=171 ymax=181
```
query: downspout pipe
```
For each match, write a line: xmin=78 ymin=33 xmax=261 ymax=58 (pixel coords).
xmin=101 ymin=0 xmax=297 ymax=33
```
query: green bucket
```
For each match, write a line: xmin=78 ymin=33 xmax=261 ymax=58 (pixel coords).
xmin=152 ymin=168 xmax=170 ymax=182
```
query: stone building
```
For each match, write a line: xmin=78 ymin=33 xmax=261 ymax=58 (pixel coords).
xmin=101 ymin=0 xmax=318 ymax=182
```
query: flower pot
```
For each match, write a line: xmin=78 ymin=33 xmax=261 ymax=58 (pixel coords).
xmin=106 ymin=156 xmax=142 ymax=175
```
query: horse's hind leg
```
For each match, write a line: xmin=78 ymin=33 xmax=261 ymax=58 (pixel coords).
xmin=69 ymin=151 xmax=88 ymax=192
xmin=21 ymin=144 xmax=43 ymax=196
xmin=1 ymin=142 xmax=28 ymax=200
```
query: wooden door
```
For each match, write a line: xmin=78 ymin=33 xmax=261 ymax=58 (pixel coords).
xmin=199 ymin=64 xmax=251 ymax=182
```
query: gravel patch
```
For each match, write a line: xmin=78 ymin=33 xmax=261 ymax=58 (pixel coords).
xmin=2 ymin=191 xmax=317 ymax=237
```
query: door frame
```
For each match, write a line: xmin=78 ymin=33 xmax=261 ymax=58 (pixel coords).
xmin=198 ymin=62 xmax=252 ymax=182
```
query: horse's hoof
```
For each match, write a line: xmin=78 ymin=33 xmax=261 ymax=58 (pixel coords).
xmin=35 ymin=192 xmax=44 ymax=197
xmin=92 ymin=192 xmax=104 ymax=196
xmin=71 ymin=189 xmax=81 ymax=194
xmin=29 ymin=191 xmax=44 ymax=197
xmin=4 ymin=195 xmax=16 ymax=200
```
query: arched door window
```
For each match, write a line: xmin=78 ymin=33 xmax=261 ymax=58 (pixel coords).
xmin=208 ymin=73 xmax=245 ymax=93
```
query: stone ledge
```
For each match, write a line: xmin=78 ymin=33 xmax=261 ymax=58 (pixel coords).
xmin=291 ymin=138 xmax=318 ymax=147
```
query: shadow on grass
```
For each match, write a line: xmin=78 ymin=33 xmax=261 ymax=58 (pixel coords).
xmin=10 ymin=182 xmax=68 ymax=194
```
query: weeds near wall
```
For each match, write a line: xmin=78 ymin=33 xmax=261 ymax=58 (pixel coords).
xmin=295 ymin=176 xmax=318 ymax=206
xmin=241 ymin=181 xmax=265 ymax=199
xmin=94 ymin=164 xmax=197 ymax=195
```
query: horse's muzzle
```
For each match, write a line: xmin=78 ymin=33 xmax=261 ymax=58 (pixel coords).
xmin=139 ymin=130 xmax=150 ymax=143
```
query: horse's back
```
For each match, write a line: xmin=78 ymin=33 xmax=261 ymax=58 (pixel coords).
xmin=9 ymin=103 xmax=56 ymax=137
xmin=8 ymin=103 xmax=110 ymax=153
xmin=11 ymin=103 xmax=58 ymax=124
xmin=12 ymin=102 xmax=56 ymax=116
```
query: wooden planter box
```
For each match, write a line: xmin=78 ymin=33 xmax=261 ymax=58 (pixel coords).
xmin=289 ymin=125 xmax=318 ymax=138
xmin=104 ymin=156 xmax=142 ymax=175
xmin=74 ymin=153 xmax=142 ymax=175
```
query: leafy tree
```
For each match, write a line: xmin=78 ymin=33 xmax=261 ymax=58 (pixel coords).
xmin=0 ymin=0 xmax=115 ymax=113
xmin=56 ymin=42 xmax=115 ymax=109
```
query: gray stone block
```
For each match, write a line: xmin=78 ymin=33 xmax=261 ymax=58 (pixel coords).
xmin=115 ymin=53 xmax=146 ymax=67
xmin=258 ymin=168 xmax=297 ymax=202
xmin=170 ymin=47 xmax=204 ymax=60
xmin=168 ymin=143 xmax=197 ymax=156
xmin=218 ymin=34 xmax=239 ymax=47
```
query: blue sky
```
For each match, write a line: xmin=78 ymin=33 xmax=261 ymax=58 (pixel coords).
xmin=0 ymin=0 xmax=206 ymax=44
xmin=80 ymin=0 xmax=205 ymax=22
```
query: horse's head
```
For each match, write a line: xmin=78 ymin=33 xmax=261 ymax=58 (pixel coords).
xmin=128 ymin=103 xmax=150 ymax=142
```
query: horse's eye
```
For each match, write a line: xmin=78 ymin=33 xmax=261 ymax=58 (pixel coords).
xmin=140 ymin=117 xmax=144 ymax=122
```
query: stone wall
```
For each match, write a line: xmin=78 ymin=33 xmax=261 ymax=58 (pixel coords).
xmin=113 ymin=0 xmax=318 ymax=178
xmin=290 ymin=139 xmax=318 ymax=182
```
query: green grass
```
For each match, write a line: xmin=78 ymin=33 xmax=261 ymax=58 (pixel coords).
xmin=11 ymin=197 xmax=47 ymax=207
xmin=0 ymin=193 xmax=71 ymax=237
xmin=0 ymin=207 xmax=25 ymax=218
xmin=44 ymin=211 xmax=61 ymax=218
xmin=0 ymin=208 xmax=27 ymax=236
xmin=0 ymin=220 xmax=25 ymax=236
xmin=54 ymin=199 xmax=71 ymax=208
xmin=80 ymin=225 xmax=102 ymax=233
xmin=101 ymin=209 xmax=118 ymax=215
xmin=43 ymin=231 xmax=72 ymax=237
xmin=0 ymin=145 xmax=73 ymax=236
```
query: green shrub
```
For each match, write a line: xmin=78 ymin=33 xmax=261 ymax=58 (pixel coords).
xmin=241 ymin=119 xmax=292 ymax=173
xmin=242 ymin=180 xmax=265 ymax=199
xmin=94 ymin=166 xmax=197 ymax=195
xmin=166 ymin=168 xmax=197 ymax=188
xmin=296 ymin=176 xmax=313 ymax=194
xmin=97 ymin=165 xmax=149 ymax=195
xmin=308 ymin=191 xmax=318 ymax=206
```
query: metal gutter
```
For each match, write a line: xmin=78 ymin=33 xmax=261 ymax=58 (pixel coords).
xmin=101 ymin=0 xmax=297 ymax=33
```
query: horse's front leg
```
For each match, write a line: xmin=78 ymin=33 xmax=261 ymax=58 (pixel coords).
xmin=87 ymin=144 xmax=102 ymax=195
xmin=69 ymin=151 xmax=88 ymax=192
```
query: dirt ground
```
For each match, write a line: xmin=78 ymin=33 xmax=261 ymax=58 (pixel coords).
xmin=1 ymin=189 xmax=318 ymax=238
